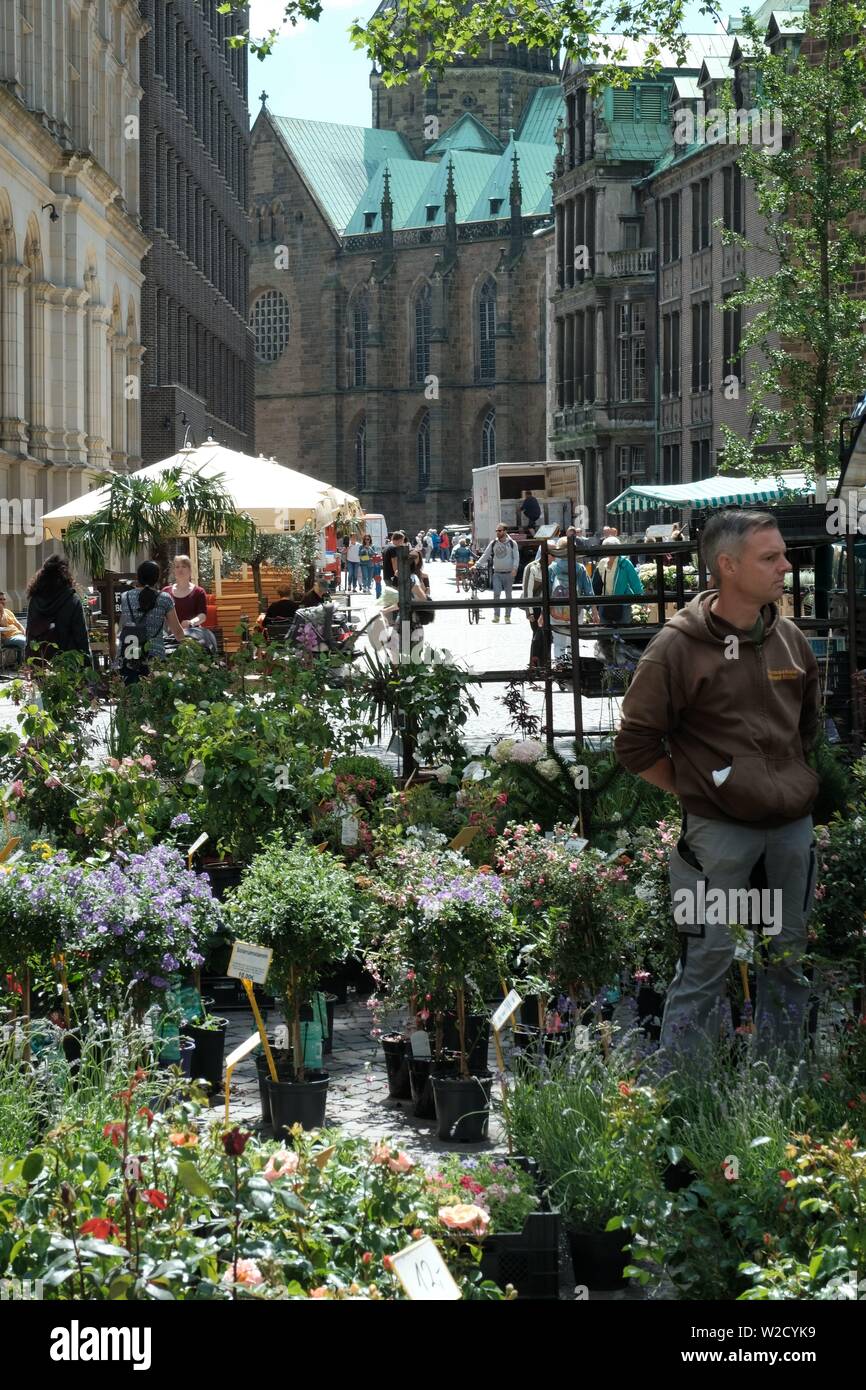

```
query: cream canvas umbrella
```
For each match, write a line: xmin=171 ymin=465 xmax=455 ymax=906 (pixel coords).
xmin=41 ymin=442 xmax=363 ymax=541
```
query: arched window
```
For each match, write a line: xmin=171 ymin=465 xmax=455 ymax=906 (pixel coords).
xmin=413 ymin=282 xmax=431 ymax=384
xmin=351 ymin=294 xmax=369 ymax=387
xmin=417 ymin=411 xmax=431 ymax=489
xmin=481 ymin=408 xmax=496 ymax=467
xmin=250 ymin=290 xmax=290 ymax=363
xmin=478 ymin=279 xmax=496 ymax=381
xmin=354 ymin=418 xmax=367 ymax=491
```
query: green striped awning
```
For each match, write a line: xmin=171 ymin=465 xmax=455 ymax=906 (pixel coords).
xmin=607 ymin=473 xmax=819 ymax=514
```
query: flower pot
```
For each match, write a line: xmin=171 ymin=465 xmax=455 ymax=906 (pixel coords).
xmin=182 ymin=1019 xmax=228 ymax=1099
xmin=431 ymin=1072 xmax=493 ymax=1143
xmin=441 ymin=1014 xmax=490 ymax=1074
xmin=267 ymin=1071 xmax=329 ymax=1134
xmin=566 ymin=1226 xmax=631 ymax=1291
xmin=408 ymin=1055 xmax=438 ymax=1119
xmin=201 ymin=860 xmax=245 ymax=901
xmin=204 ymin=976 xmax=241 ymax=1010
xmin=156 ymin=1035 xmax=196 ymax=1077
xmin=255 ymin=1048 xmax=295 ymax=1124
xmin=381 ymin=1035 xmax=411 ymax=1100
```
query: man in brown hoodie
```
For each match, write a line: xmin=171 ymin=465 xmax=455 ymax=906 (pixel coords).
xmin=615 ymin=510 xmax=820 ymax=1059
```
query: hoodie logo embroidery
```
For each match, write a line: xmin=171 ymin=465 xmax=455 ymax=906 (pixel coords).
xmin=767 ymin=669 xmax=799 ymax=681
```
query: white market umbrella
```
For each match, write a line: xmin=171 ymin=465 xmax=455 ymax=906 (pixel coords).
xmin=41 ymin=442 xmax=363 ymax=541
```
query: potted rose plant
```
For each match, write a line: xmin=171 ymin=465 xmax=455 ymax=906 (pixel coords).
xmin=225 ymin=837 xmax=357 ymax=1133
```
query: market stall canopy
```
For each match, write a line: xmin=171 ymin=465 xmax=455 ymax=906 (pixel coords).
xmin=40 ymin=442 xmax=363 ymax=540
xmin=606 ymin=472 xmax=837 ymax=515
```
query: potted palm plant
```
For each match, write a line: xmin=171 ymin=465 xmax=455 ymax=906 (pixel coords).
xmin=225 ymin=837 xmax=357 ymax=1133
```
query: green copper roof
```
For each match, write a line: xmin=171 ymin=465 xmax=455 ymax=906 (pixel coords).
xmin=343 ymin=159 xmax=438 ymax=235
xmin=467 ymin=138 xmax=555 ymax=220
xmin=403 ymin=151 xmax=500 ymax=229
xmin=517 ymin=85 xmax=566 ymax=146
xmin=269 ymin=116 xmax=415 ymax=232
xmin=425 ymin=112 xmax=504 ymax=156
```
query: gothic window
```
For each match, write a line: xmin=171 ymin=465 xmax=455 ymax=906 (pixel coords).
xmin=413 ymin=283 xmax=431 ymax=384
xmin=351 ymin=295 xmax=369 ymax=387
xmin=354 ymin=418 xmax=367 ymax=491
xmin=478 ymin=279 xmax=496 ymax=382
xmin=250 ymin=291 xmax=290 ymax=364
xmin=417 ymin=412 xmax=431 ymax=489
xmin=481 ymin=408 xmax=496 ymax=467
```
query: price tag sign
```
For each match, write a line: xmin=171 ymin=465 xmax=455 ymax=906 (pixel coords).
xmin=409 ymin=1030 xmax=431 ymax=1059
xmin=0 ymin=837 xmax=22 ymax=863
xmin=341 ymin=815 xmax=359 ymax=847
xmin=390 ymin=1237 xmax=461 ymax=1302
xmin=187 ymin=832 xmax=208 ymax=858
xmin=448 ymin=825 xmax=481 ymax=852
xmin=491 ymin=989 xmax=522 ymax=1035
xmin=227 ymin=940 xmax=273 ymax=986
xmin=733 ymin=936 xmax=754 ymax=964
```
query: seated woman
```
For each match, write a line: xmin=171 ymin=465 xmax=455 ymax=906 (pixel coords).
xmin=0 ymin=590 xmax=26 ymax=666
xmin=163 ymin=555 xmax=217 ymax=653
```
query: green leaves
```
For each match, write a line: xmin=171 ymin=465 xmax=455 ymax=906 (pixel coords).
xmin=176 ymin=1162 xmax=214 ymax=1201
xmin=21 ymin=1151 xmax=44 ymax=1183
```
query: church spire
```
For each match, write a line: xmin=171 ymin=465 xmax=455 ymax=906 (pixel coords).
xmin=380 ymin=162 xmax=394 ymax=246
xmin=509 ymin=137 xmax=524 ymax=262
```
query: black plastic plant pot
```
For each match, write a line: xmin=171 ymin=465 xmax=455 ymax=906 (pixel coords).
xmin=441 ymin=1014 xmax=490 ymax=1074
xmin=182 ymin=1019 xmax=228 ymax=1098
xmin=255 ymin=1049 xmax=294 ymax=1124
xmin=381 ymin=1036 xmax=412 ymax=1100
xmin=204 ymin=977 xmax=241 ymax=1010
xmin=267 ymin=1071 xmax=329 ymax=1135
xmin=566 ymin=1226 xmax=631 ymax=1291
xmin=407 ymin=1055 xmax=437 ymax=1119
xmin=431 ymin=1072 xmax=493 ymax=1143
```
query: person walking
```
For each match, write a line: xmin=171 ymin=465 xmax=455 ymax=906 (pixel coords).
xmin=545 ymin=537 xmax=597 ymax=660
xmin=592 ymin=536 xmax=644 ymax=628
xmin=358 ymin=534 xmax=374 ymax=593
xmin=521 ymin=551 xmax=549 ymax=671
xmin=371 ymin=547 xmax=383 ymax=599
xmin=25 ymin=555 xmax=92 ymax=665
xmin=382 ymin=531 xmax=408 ymax=586
xmin=615 ymin=510 xmax=821 ymax=1062
xmin=117 ymin=559 xmax=186 ymax=684
xmin=439 ymin=528 xmax=451 ymax=562
xmin=346 ymin=537 xmax=362 ymax=592
xmin=478 ymin=524 xmax=519 ymax=623
xmin=429 ymin=528 xmax=441 ymax=562
xmin=0 ymin=591 xmax=26 ymax=666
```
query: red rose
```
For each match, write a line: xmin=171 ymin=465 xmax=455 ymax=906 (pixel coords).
xmin=140 ymin=1189 xmax=168 ymax=1210
xmin=222 ymin=1127 xmax=252 ymax=1156
xmin=80 ymin=1217 xmax=120 ymax=1241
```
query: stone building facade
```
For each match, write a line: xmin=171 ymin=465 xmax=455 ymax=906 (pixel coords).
xmin=138 ymin=0 xmax=254 ymax=464
xmin=250 ymin=6 xmax=561 ymax=533
xmin=0 ymin=0 xmax=149 ymax=602
xmin=549 ymin=6 xmax=805 ymax=532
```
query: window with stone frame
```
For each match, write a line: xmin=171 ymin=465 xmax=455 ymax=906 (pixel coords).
xmin=350 ymin=295 xmax=369 ymax=388
xmin=478 ymin=280 xmax=497 ymax=382
xmin=412 ymin=283 xmax=431 ymax=384
xmin=417 ymin=411 xmax=431 ymax=489
xmin=661 ymin=442 xmax=682 ymax=484
xmin=722 ymin=295 xmax=743 ymax=387
xmin=355 ymin=418 xmax=367 ymax=491
xmin=661 ymin=310 xmax=680 ymax=397
xmin=691 ymin=177 xmax=711 ymax=251
xmin=481 ymin=407 xmax=496 ymax=467
xmin=722 ymin=163 xmax=744 ymax=235
xmin=661 ymin=192 xmax=681 ymax=264
xmin=250 ymin=290 xmax=290 ymax=364
xmin=691 ymin=436 xmax=712 ymax=479
xmin=691 ymin=300 xmax=711 ymax=392
xmin=616 ymin=301 xmax=647 ymax=401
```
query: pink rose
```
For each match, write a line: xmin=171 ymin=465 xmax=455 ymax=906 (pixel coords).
xmin=222 ymin=1258 xmax=264 ymax=1287
xmin=438 ymin=1204 xmax=490 ymax=1238
xmin=262 ymin=1148 xmax=300 ymax=1183
xmin=10 ymin=780 xmax=24 ymax=799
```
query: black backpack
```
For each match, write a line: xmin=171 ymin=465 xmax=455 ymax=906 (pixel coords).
xmin=119 ymin=592 xmax=154 ymax=675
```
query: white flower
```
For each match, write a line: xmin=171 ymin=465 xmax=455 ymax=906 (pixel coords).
xmin=491 ymin=739 xmax=515 ymax=765
xmin=536 ymin=758 xmax=562 ymax=782
xmin=507 ymin=738 xmax=546 ymax=765
xmin=462 ymin=761 xmax=490 ymax=781
xmin=435 ymin=763 xmax=452 ymax=783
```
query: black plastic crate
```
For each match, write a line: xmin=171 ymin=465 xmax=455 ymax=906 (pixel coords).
xmin=479 ymin=1210 xmax=561 ymax=1300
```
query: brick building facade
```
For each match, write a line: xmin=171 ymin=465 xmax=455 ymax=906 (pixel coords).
xmin=250 ymin=5 xmax=561 ymax=533
xmin=138 ymin=0 xmax=254 ymax=465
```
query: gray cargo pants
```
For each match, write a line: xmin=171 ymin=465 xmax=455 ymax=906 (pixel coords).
xmin=660 ymin=812 xmax=817 ymax=1059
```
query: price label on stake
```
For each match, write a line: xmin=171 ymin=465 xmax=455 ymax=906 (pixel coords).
xmin=225 ymin=1032 xmax=262 ymax=1071
xmin=227 ymin=940 xmax=273 ymax=987
xmin=187 ymin=832 xmax=209 ymax=860
xmin=409 ymin=1030 xmax=431 ymax=1059
xmin=491 ymin=989 xmax=522 ymax=1035
xmin=390 ymin=1237 xmax=461 ymax=1301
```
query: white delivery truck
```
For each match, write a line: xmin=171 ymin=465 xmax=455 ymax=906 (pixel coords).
xmin=472 ymin=461 xmax=583 ymax=547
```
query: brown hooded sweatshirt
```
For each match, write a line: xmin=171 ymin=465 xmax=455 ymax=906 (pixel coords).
xmin=614 ymin=591 xmax=821 ymax=828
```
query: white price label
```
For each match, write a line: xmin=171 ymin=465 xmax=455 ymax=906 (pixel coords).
xmin=341 ymin=815 xmax=359 ymax=846
xmin=409 ymin=1030 xmax=431 ymax=1059
xmin=187 ymin=831 xmax=208 ymax=858
xmin=491 ymin=989 xmax=522 ymax=1035
xmin=227 ymin=940 xmax=273 ymax=986
xmin=390 ymin=1236 xmax=461 ymax=1302
xmin=225 ymin=1031 xmax=262 ymax=1070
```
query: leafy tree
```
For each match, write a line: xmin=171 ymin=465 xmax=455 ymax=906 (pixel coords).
xmin=222 ymin=0 xmax=692 ymax=86
xmin=718 ymin=0 xmax=866 ymax=491
xmin=62 ymin=467 xmax=257 ymax=581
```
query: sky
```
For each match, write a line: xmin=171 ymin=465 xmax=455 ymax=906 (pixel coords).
xmin=247 ymin=0 xmax=731 ymax=129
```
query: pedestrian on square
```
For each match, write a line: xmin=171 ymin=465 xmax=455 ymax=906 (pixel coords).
xmin=429 ymin=528 xmax=441 ymax=561
xmin=25 ymin=555 xmax=91 ymax=664
xmin=439 ymin=528 xmax=451 ymax=561
xmin=358 ymin=534 xmax=374 ymax=593
xmin=593 ymin=535 xmax=643 ymax=628
xmin=477 ymin=524 xmax=519 ymax=623
xmin=371 ymin=548 xmax=383 ymax=599
xmin=521 ymin=551 xmax=549 ymax=670
xmin=545 ymin=536 xmax=596 ymax=660
xmin=382 ymin=530 xmax=408 ymax=586
xmin=615 ymin=510 xmax=821 ymax=1061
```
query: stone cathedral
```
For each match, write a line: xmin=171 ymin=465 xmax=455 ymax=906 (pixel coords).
xmin=249 ymin=1 xmax=562 ymax=532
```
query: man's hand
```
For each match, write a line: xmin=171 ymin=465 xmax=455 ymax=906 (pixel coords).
xmin=637 ymin=756 xmax=678 ymax=796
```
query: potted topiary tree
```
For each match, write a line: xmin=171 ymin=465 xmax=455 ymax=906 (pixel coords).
xmin=225 ymin=836 xmax=357 ymax=1133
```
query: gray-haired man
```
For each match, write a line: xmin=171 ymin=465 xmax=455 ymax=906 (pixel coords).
xmin=615 ymin=511 xmax=821 ymax=1059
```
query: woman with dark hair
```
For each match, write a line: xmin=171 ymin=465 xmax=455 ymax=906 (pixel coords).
xmin=117 ymin=559 xmax=186 ymax=684
xmin=25 ymin=554 xmax=91 ymax=662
